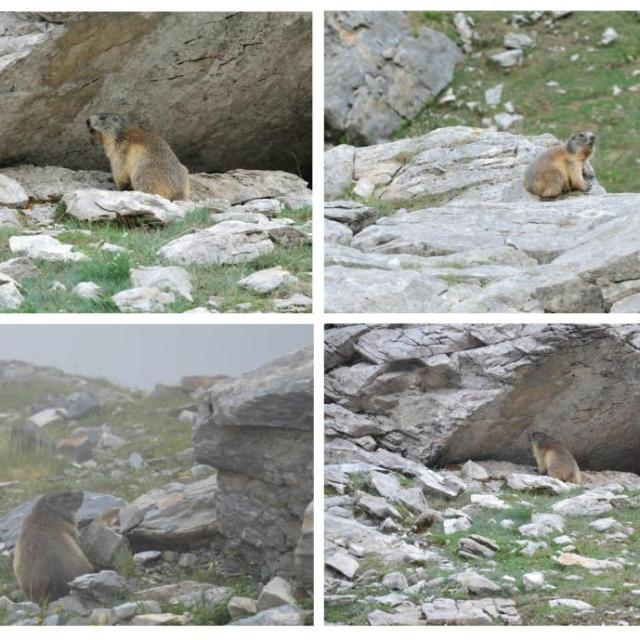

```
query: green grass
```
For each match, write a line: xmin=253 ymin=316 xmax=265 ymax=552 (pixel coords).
xmin=398 ymin=11 xmax=640 ymax=193
xmin=2 ymin=206 xmax=312 ymax=313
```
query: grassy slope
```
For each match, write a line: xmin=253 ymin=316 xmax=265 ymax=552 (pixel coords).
xmin=0 ymin=205 xmax=311 ymax=313
xmin=398 ymin=11 xmax=640 ymax=193
xmin=325 ymin=472 xmax=640 ymax=626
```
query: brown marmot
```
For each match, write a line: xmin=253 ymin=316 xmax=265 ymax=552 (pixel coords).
xmin=529 ymin=431 xmax=581 ymax=483
xmin=87 ymin=113 xmax=189 ymax=201
xmin=13 ymin=490 xmax=93 ymax=604
xmin=524 ymin=131 xmax=596 ymax=198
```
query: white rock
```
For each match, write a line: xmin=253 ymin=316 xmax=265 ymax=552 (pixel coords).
xmin=589 ymin=517 xmax=617 ymax=532
xmin=0 ymin=173 xmax=28 ymax=207
xmin=112 ymin=287 xmax=175 ymax=312
xmin=552 ymin=490 xmax=617 ymax=516
xmin=600 ymin=27 xmax=618 ymax=45
xmin=72 ymin=281 xmax=101 ymax=300
xmin=157 ymin=220 xmax=287 ymax=266
xmin=523 ymin=571 xmax=545 ymax=591
xmin=63 ymin=189 xmax=185 ymax=224
xmin=238 ymin=266 xmax=298 ymax=294
xmin=454 ymin=569 xmax=502 ymax=595
xmin=460 ymin=460 xmax=489 ymax=481
xmin=257 ymin=577 xmax=296 ymax=611
xmin=490 ymin=49 xmax=523 ymax=68
xmin=382 ymin=571 xmax=409 ymax=591
xmin=550 ymin=598 xmax=593 ymax=611
xmin=29 ymin=407 xmax=65 ymax=428
xmin=494 ymin=113 xmax=524 ymax=131
xmin=555 ymin=552 xmax=623 ymax=571
xmin=272 ymin=293 xmax=312 ymax=312
xmin=0 ymin=274 xmax=23 ymax=309
xmin=9 ymin=234 xmax=87 ymax=262
xmin=444 ymin=516 xmax=472 ymax=535
xmin=325 ymin=218 xmax=354 ymax=246
xmin=130 ymin=266 xmax=193 ymax=301
xmin=326 ymin=551 xmax=359 ymax=579
xmin=470 ymin=494 xmax=507 ymax=509
xmin=484 ymin=83 xmax=503 ymax=106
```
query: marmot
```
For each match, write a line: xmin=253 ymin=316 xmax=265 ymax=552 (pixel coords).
xmin=524 ymin=131 xmax=596 ymax=198
xmin=529 ymin=431 xmax=581 ymax=483
xmin=87 ymin=113 xmax=189 ymax=201
xmin=14 ymin=490 xmax=93 ymax=604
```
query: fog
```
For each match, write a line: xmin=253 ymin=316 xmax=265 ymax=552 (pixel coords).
xmin=0 ymin=324 xmax=312 ymax=389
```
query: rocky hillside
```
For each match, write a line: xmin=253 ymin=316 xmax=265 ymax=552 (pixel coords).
xmin=0 ymin=166 xmax=312 ymax=313
xmin=0 ymin=349 xmax=313 ymax=626
xmin=325 ymin=325 xmax=640 ymax=625
xmin=324 ymin=126 xmax=640 ymax=313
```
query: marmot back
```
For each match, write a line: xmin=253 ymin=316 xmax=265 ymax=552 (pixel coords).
xmin=13 ymin=490 xmax=93 ymax=604
xmin=529 ymin=431 xmax=581 ymax=483
xmin=87 ymin=113 xmax=189 ymax=201
xmin=524 ymin=131 xmax=596 ymax=199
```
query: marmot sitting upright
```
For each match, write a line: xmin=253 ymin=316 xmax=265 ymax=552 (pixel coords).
xmin=13 ymin=490 xmax=93 ymax=603
xmin=529 ymin=431 xmax=581 ymax=483
xmin=524 ymin=131 xmax=596 ymax=198
xmin=87 ymin=113 xmax=189 ymax=201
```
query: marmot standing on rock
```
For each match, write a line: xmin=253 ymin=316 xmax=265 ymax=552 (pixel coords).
xmin=87 ymin=113 xmax=190 ymax=201
xmin=524 ymin=131 xmax=596 ymax=198
xmin=529 ymin=431 xmax=581 ymax=483
xmin=13 ymin=490 xmax=93 ymax=603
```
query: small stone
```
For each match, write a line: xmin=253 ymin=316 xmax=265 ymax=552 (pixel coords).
xmin=227 ymin=596 xmax=258 ymax=620
xmin=257 ymin=576 xmax=296 ymax=611
xmin=134 ymin=551 xmax=162 ymax=565
xmin=112 ymin=286 xmax=175 ymax=312
xmin=484 ymin=83 xmax=503 ymax=106
xmin=178 ymin=553 xmax=199 ymax=568
xmin=460 ymin=460 xmax=489 ymax=481
xmin=0 ymin=174 xmax=29 ymax=207
xmin=72 ymin=281 xmax=101 ymax=300
xmin=589 ymin=517 xmax=617 ymax=532
xmin=600 ymin=27 xmax=618 ymax=45
xmin=132 ymin=613 xmax=188 ymax=625
xmin=490 ymin=49 xmax=523 ymax=68
xmin=550 ymin=598 xmax=593 ymax=611
xmin=129 ymin=452 xmax=145 ymax=469
xmin=523 ymin=571 xmax=545 ymax=591
xmin=238 ymin=266 xmax=298 ymax=294
xmin=326 ymin=551 xmax=359 ymax=579
xmin=382 ymin=572 xmax=408 ymax=591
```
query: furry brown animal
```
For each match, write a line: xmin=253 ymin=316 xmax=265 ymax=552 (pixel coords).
xmin=13 ymin=490 xmax=93 ymax=603
xmin=87 ymin=113 xmax=189 ymax=200
xmin=529 ymin=431 xmax=581 ymax=483
xmin=524 ymin=131 xmax=596 ymax=198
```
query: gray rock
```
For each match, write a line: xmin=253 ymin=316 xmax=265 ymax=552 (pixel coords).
xmin=112 ymin=287 xmax=175 ymax=313
xmin=454 ymin=569 xmax=502 ymax=595
xmin=0 ymin=173 xmax=28 ymax=206
xmin=80 ymin=518 xmax=129 ymax=570
xmin=0 ymin=256 xmax=39 ymax=280
xmin=62 ymin=189 xmax=185 ymax=225
xmin=9 ymin=234 xmax=87 ymax=262
xmin=325 ymin=551 xmax=359 ymax=579
xmin=294 ymin=501 xmax=313 ymax=593
xmin=324 ymin=200 xmax=379 ymax=234
xmin=550 ymin=598 xmax=593 ymax=611
xmin=324 ymin=146 xmax=355 ymax=200
xmin=0 ymin=274 xmax=23 ymax=309
xmin=257 ymin=576 xmax=296 ymax=611
xmin=325 ymin=11 xmax=462 ymax=144
xmin=484 ymin=83 xmax=503 ymax=106
xmin=130 ymin=266 xmax=193 ymax=301
xmin=0 ymin=207 xmax=22 ymax=228
xmin=133 ymin=551 xmax=162 ymax=565
xmin=72 ymin=281 xmax=101 ymax=300
xmin=132 ymin=613 xmax=189 ymax=625
xmin=552 ymin=490 xmax=617 ymax=516
xmin=0 ymin=14 xmax=311 ymax=178
xmin=135 ymin=581 xmax=232 ymax=608
xmin=504 ymin=32 xmax=534 ymax=49
xmin=230 ymin=604 xmax=304 ymax=626
xmin=238 ymin=266 xmax=298 ymax=294
xmin=422 ymin=598 xmax=521 ymax=624
xmin=523 ymin=571 xmax=545 ymax=591
xmin=228 ymin=596 xmax=258 ymax=619
xmin=120 ymin=476 xmax=218 ymax=549
xmin=490 ymin=49 xmax=524 ymax=68
xmin=66 ymin=390 xmax=99 ymax=419
xmin=382 ymin=571 xmax=408 ymax=590
xmin=69 ymin=570 xmax=128 ymax=604
xmin=325 ymin=218 xmax=353 ymax=246
xmin=272 ymin=293 xmax=312 ymax=313
xmin=194 ymin=347 xmax=312 ymax=579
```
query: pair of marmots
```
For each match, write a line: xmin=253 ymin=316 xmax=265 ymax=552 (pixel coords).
xmin=524 ymin=131 xmax=596 ymax=198
xmin=87 ymin=113 xmax=189 ymax=201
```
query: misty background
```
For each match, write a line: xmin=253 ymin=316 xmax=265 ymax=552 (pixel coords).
xmin=0 ymin=324 xmax=312 ymax=389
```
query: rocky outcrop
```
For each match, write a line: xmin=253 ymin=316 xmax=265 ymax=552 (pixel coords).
xmin=0 ymin=12 xmax=311 ymax=178
xmin=325 ymin=324 xmax=640 ymax=473
xmin=194 ymin=346 xmax=313 ymax=582
xmin=323 ymin=126 xmax=640 ymax=313
xmin=325 ymin=12 xmax=462 ymax=144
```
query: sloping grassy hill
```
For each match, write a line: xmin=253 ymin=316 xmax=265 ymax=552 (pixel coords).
xmin=401 ymin=11 xmax=640 ymax=193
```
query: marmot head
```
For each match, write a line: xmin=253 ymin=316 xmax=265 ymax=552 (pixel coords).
xmin=528 ymin=430 xmax=551 ymax=445
xmin=566 ymin=131 xmax=596 ymax=158
xmin=35 ymin=490 xmax=84 ymax=519
xmin=86 ymin=113 xmax=128 ymax=142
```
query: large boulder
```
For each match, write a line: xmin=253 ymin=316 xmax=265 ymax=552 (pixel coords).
xmin=324 ymin=324 xmax=640 ymax=474
xmin=325 ymin=12 xmax=462 ymax=144
xmin=194 ymin=346 xmax=313 ymax=582
xmin=0 ymin=12 xmax=311 ymax=178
